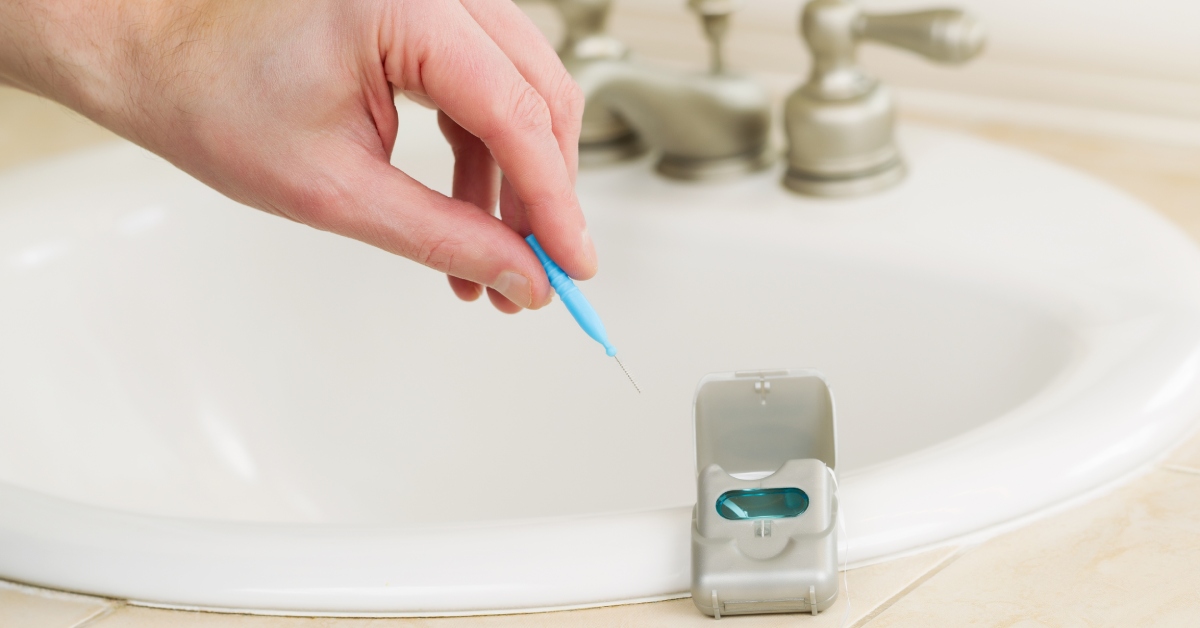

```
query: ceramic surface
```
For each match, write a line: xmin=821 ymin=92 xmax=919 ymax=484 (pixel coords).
xmin=2 ymin=101 xmax=1200 ymax=614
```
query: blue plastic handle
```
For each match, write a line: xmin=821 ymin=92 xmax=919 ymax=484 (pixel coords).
xmin=526 ymin=234 xmax=617 ymax=356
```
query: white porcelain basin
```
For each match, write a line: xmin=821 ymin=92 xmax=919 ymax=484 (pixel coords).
xmin=2 ymin=102 xmax=1200 ymax=615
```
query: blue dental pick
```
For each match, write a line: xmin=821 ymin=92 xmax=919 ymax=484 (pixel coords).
xmin=525 ymin=234 xmax=641 ymax=393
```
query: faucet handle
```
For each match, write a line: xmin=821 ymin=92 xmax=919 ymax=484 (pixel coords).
xmin=784 ymin=1 xmax=985 ymax=197
xmin=687 ymin=0 xmax=743 ymax=74
xmin=858 ymin=9 xmax=985 ymax=64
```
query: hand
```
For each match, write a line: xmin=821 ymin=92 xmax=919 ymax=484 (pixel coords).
xmin=0 ymin=0 xmax=597 ymax=312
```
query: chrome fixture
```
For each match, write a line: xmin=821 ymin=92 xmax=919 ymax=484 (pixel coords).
xmin=548 ymin=0 xmax=774 ymax=181
xmin=783 ymin=0 xmax=985 ymax=196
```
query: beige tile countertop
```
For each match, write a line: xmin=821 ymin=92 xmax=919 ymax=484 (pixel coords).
xmin=3 ymin=85 xmax=1200 ymax=627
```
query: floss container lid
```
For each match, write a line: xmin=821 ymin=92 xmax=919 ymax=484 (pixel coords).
xmin=693 ymin=369 xmax=838 ymax=476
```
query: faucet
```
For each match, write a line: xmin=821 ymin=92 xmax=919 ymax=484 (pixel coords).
xmin=526 ymin=0 xmax=982 ymax=193
xmin=548 ymin=0 xmax=774 ymax=181
xmin=782 ymin=0 xmax=985 ymax=196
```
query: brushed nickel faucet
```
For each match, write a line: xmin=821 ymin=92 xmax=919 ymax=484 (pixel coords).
xmin=549 ymin=0 xmax=774 ymax=181
xmin=529 ymin=0 xmax=983 ymax=195
xmin=783 ymin=0 xmax=985 ymax=196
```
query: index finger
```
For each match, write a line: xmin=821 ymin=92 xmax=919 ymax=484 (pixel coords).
xmin=385 ymin=2 xmax=596 ymax=280
xmin=459 ymin=0 xmax=582 ymax=179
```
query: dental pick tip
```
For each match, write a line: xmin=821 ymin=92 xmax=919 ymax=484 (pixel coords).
xmin=614 ymin=356 xmax=642 ymax=393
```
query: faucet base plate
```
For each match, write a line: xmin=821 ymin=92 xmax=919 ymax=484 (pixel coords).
xmin=656 ymin=146 xmax=776 ymax=182
xmin=579 ymin=132 xmax=647 ymax=168
xmin=783 ymin=158 xmax=906 ymax=197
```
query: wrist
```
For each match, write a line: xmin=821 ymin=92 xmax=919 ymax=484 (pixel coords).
xmin=0 ymin=0 xmax=160 ymax=128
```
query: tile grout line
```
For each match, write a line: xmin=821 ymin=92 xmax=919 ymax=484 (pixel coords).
xmin=1163 ymin=464 xmax=1200 ymax=476
xmin=71 ymin=600 xmax=126 ymax=628
xmin=849 ymin=546 xmax=969 ymax=628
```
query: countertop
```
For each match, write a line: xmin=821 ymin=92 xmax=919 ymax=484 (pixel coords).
xmin=2 ymin=85 xmax=1200 ymax=628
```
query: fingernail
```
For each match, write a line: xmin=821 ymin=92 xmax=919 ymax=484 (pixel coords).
xmin=493 ymin=271 xmax=532 ymax=309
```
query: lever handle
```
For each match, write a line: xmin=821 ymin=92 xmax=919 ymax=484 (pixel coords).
xmin=858 ymin=9 xmax=985 ymax=63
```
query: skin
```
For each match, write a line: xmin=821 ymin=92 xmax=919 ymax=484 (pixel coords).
xmin=0 ymin=0 xmax=597 ymax=312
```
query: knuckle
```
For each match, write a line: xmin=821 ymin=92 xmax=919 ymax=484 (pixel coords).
xmin=505 ymin=81 xmax=553 ymax=136
xmin=529 ymin=177 xmax=577 ymax=213
xmin=413 ymin=232 xmax=458 ymax=275
xmin=551 ymin=73 xmax=585 ymax=125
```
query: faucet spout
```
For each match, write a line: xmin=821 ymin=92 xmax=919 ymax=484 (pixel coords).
xmin=549 ymin=0 xmax=772 ymax=180
xmin=573 ymin=60 xmax=773 ymax=180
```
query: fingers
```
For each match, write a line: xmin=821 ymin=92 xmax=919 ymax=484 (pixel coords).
xmin=486 ymin=287 xmax=523 ymax=314
xmin=498 ymin=176 xmax=527 ymax=235
xmin=457 ymin=0 xmax=582 ymax=179
xmin=386 ymin=1 xmax=597 ymax=282
xmin=438 ymin=109 xmax=500 ymax=306
xmin=447 ymin=275 xmax=483 ymax=301
xmin=437 ymin=110 xmax=500 ymax=235
xmin=307 ymin=148 xmax=553 ymax=310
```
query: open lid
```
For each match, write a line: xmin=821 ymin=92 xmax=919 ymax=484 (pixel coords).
xmin=693 ymin=369 xmax=837 ymax=475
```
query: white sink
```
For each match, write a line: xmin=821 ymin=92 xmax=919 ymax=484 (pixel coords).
xmin=2 ymin=102 xmax=1199 ymax=615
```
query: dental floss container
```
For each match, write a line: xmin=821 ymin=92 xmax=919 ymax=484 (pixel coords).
xmin=691 ymin=369 xmax=840 ymax=618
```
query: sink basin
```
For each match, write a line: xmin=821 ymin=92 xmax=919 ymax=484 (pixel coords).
xmin=2 ymin=101 xmax=1200 ymax=615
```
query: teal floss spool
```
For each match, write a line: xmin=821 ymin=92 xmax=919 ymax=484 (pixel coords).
xmin=716 ymin=487 xmax=810 ymax=520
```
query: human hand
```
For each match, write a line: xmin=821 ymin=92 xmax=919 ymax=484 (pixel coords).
xmin=0 ymin=0 xmax=596 ymax=312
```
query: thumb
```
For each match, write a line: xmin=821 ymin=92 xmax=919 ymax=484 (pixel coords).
xmin=304 ymin=153 xmax=552 ymax=309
